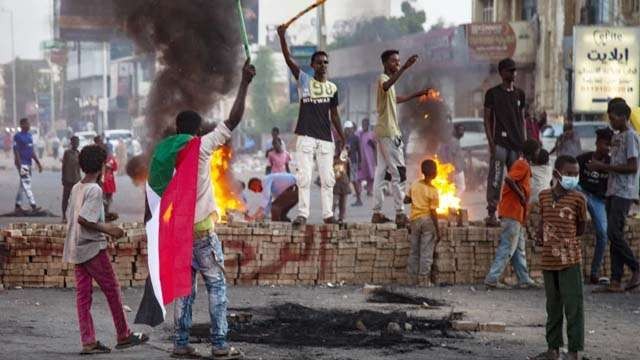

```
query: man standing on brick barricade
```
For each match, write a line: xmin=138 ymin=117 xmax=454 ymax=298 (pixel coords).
xmin=371 ymin=50 xmax=432 ymax=227
xmin=483 ymin=58 xmax=527 ymax=227
xmin=277 ymin=24 xmax=344 ymax=227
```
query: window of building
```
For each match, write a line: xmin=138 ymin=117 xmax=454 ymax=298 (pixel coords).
xmin=587 ymin=0 xmax=611 ymax=24
xmin=522 ymin=0 xmax=537 ymax=20
xmin=482 ymin=0 xmax=494 ymax=22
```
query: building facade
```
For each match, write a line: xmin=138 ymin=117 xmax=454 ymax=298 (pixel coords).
xmin=472 ymin=0 xmax=640 ymax=120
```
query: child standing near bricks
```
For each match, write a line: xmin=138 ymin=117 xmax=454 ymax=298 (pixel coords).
xmin=536 ymin=155 xmax=587 ymax=360
xmin=484 ymin=139 xmax=540 ymax=289
xmin=404 ymin=159 xmax=440 ymax=286
xmin=63 ymin=144 xmax=148 ymax=355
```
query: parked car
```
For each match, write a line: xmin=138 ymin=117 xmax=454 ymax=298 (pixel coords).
xmin=104 ymin=129 xmax=133 ymax=152
xmin=74 ymin=131 xmax=98 ymax=150
xmin=541 ymin=121 xmax=609 ymax=153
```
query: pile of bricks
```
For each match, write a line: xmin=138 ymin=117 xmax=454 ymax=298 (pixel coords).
xmin=217 ymin=222 xmax=412 ymax=286
xmin=0 ymin=223 xmax=148 ymax=288
xmin=1 ymin=219 xmax=639 ymax=289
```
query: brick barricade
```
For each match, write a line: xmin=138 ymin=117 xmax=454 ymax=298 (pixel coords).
xmin=1 ymin=220 xmax=639 ymax=288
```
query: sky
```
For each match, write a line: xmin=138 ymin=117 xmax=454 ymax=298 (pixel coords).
xmin=0 ymin=0 xmax=52 ymax=64
xmin=0 ymin=0 xmax=471 ymax=64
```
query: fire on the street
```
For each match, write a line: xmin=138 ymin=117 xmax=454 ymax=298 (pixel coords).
xmin=431 ymin=158 xmax=461 ymax=215
xmin=210 ymin=144 xmax=245 ymax=221
xmin=419 ymin=89 xmax=443 ymax=103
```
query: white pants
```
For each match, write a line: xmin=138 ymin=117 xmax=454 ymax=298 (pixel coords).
xmin=373 ymin=136 xmax=406 ymax=213
xmin=454 ymin=171 xmax=466 ymax=196
xmin=295 ymin=136 xmax=335 ymax=219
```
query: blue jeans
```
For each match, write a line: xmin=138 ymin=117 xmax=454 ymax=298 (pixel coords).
xmin=485 ymin=218 xmax=533 ymax=285
xmin=174 ymin=233 xmax=228 ymax=350
xmin=582 ymin=191 xmax=608 ymax=277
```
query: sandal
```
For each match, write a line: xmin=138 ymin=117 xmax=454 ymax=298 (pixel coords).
xmin=171 ymin=345 xmax=201 ymax=359
xmin=80 ymin=341 xmax=111 ymax=355
xmin=592 ymin=282 xmax=624 ymax=293
xmin=212 ymin=346 xmax=244 ymax=360
xmin=115 ymin=332 xmax=149 ymax=349
xmin=530 ymin=349 xmax=559 ymax=360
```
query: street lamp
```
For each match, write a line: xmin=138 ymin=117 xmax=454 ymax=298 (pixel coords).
xmin=0 ymin=7 xmax=16 ymax=128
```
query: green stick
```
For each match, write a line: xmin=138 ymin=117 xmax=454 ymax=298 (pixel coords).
xmin=236 ymin=0 xmax=251 ymax=60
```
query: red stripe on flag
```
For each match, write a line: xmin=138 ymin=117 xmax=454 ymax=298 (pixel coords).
xmin=158 ymin=137 xmax=201 ymax=305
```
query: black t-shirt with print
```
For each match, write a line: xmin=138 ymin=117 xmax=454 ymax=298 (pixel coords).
xmin=576 ymin=151 xmax=610 ymax=198
xmin=295 ymin=72 xmax=339 ymax=142
xmin=484 ymin=85 xmax=526 ymax=152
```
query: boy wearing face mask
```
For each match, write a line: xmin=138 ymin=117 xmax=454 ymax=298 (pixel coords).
xmin=484 ymin=139 xmax=541 ymax=289
xmin=537 ymin=155 xmax=587 ymax=360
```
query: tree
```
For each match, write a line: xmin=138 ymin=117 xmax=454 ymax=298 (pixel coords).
xmin=328 ymin=1 xmax=426 ymax=50
xmin=249 ymin=47 xmax=297 ymax=135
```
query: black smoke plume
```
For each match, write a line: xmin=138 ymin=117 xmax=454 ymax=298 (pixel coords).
xmin=113 ymin=0 xmax=242 ymax=181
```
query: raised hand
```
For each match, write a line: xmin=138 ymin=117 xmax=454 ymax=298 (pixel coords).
xmin=403 ymin=54 xmax=419 ymax=70
xmin=241 ymin=58 xmax=256 ymax=85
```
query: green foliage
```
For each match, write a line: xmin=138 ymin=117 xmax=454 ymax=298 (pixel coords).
xmin=248 ymin=47 xmax=296 ymax=134
xmin=328 ymin=1 xmax=426 ymax=50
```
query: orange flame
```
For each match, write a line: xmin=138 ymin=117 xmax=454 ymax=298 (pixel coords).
xmin=419 ymin=89 xmax=443 ymax=103
xmin=430 ymin=157 xmax=461 ymax=215
xmin=210 ymin=144 xmax=245 ymax=221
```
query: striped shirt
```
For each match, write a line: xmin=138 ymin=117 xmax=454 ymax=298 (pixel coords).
xmin=538 ymin=189 xmax=587 ymax=270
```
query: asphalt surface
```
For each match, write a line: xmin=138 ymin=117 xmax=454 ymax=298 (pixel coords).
xmin=1 ymin=285 xmax=638 ymax=359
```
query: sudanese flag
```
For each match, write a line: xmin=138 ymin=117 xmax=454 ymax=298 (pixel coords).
xmin=135 ymin=135 xmax=200 ymax=326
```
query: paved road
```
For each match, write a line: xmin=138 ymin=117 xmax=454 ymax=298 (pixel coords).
xmin=1 ymin=285 xmax=638 ymax=360
xmin=0 ymin=161 xmax=487 ymax=227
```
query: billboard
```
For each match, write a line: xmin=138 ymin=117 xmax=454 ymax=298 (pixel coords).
xmin=58 ymin=0 xmax=117 ymax=41
xmin=573 ymin=26 xmax=640 ymax=113
xmin=465 ymin=23 xmax=516 ymax=62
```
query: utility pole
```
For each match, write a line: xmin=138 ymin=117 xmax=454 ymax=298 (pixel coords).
xmin=316 ymin=3 xmax=327 ymax=50
xmin=1 ymin=8 xmax=18 ymax=127
xmin=101 ymin=42 xmax=109 ymax=133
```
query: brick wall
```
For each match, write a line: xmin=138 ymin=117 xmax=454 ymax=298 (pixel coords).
xmin=1 ymin=220 xmax=639 ymax=288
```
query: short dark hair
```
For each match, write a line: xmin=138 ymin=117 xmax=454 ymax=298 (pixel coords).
xmin=381 ymin=49 xmax=399 ymax=63
xmin=534 ymin=148 xmax=549 ymax=166
xmin=70 ymin=135 xmax=79 ymax=142
xmin=271 ymin=126 xmax=280 ymax=134
xmin=609 ymin=101 xmax=631 ymax=119
xmin=421 ymin=159 xmax=437 ymax=177
xmin=554 ymin=155 xmax=578 ymax=171
xmin=19 ymin=117 xmax=28 ymax=124
xmin=272 ymin=138 xmax=282 ymax=147
xmin=607 ymin=97 xmax=626 ymax=113
xmin=310 ymin=51 xmax=328 ymax=64
xmin=498 ymin=58 xmax=516 ymax=71
xmin=522 ymin=139 xmax=541 ymax=159
xmin=176 ymin=110 xmax=203 ymax=135
xmin=248 ymin=177 xmax=261 ymax=189
xmin=79 ymin=144 xmax=107 ymax=174
xmin=596 ymin=127 xmax=614 ymax=142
